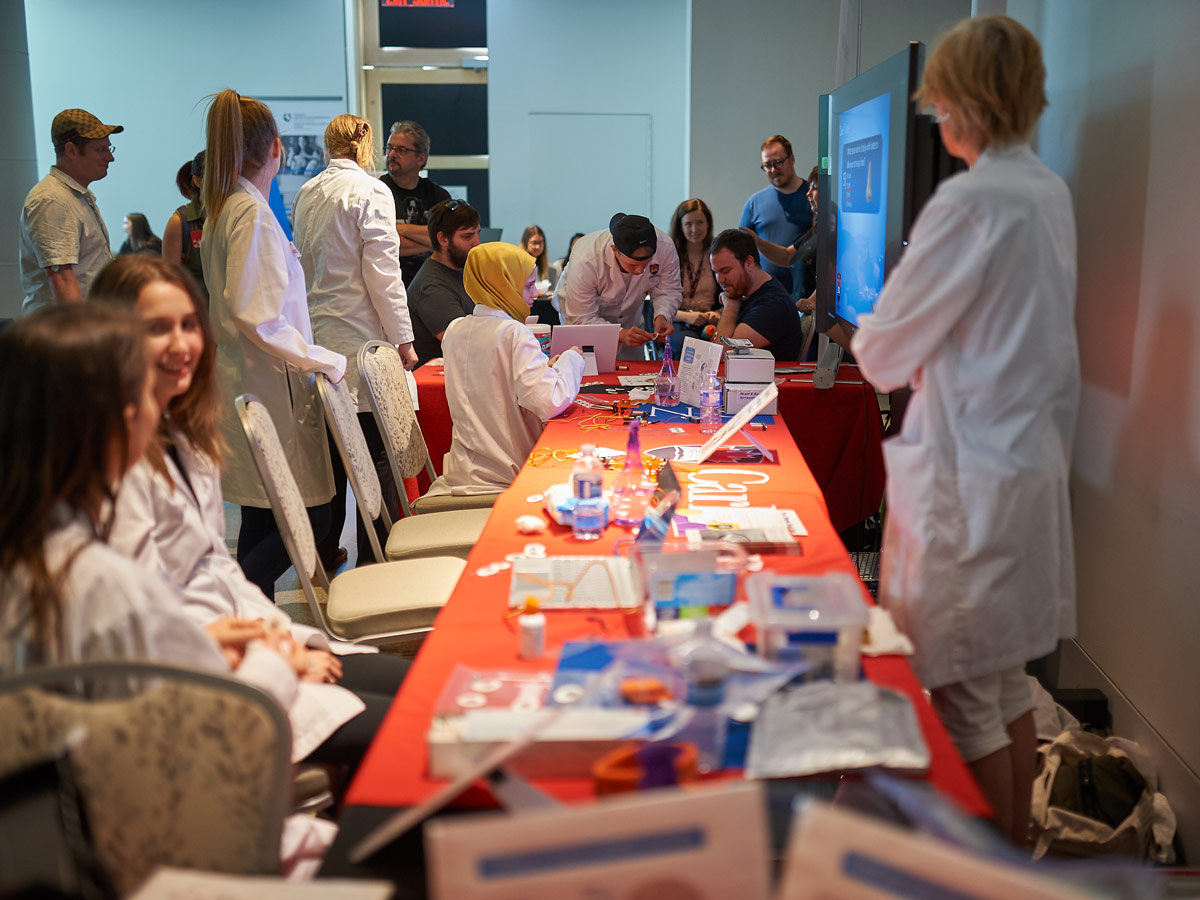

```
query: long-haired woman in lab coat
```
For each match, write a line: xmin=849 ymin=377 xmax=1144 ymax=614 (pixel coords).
xmin=0 ymin=304 xmax=300 ymax=715
xmin=91 ymin=254 xmax=409 ymax=771
xmin=200 ymin=89 xmax=347 ymax=600
xmin=850 ymin=16 xmax=1080 ymax=845
xmin=428 ymin=242 xmax=585 ymax=496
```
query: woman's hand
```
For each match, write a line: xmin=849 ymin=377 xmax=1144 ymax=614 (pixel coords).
xmin=796 ymin=292 xmax=815 ymax=314
xmin=204 ymin=617 xmax=268 ymax=668
xmin=549 ymin=346 xmax=583 ymax=366
xmin=300 ymin=649 xmax=343 ymax=685
xmin=256 ymin=621 xmax=308 ymax=675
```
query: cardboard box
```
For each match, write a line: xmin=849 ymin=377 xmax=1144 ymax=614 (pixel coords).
xmin=724 ymin=382 xmax=778 ymax=415
xmin=724 ymin=347 xmax=775 ymax=384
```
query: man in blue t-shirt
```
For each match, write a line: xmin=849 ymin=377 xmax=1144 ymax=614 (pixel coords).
xmin=710 ymin=229 xmax=804 ymax=362
xmin=738 ymin=134 xmax=812 ymax=295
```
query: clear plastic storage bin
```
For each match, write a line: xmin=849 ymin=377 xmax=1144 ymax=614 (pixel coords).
xmin=746 ymin=572 xmax=868 ymax=681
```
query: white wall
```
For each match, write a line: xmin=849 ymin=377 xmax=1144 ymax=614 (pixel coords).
xmin=486 ymin=0 xmax=689 ymax=261
xmin=23 ymin=0 xmax=349 ymax=258
xmin=689 ymin=0 xmax=968 ymax=237
xmin=1009 ymin=0 xmax=1200 ymax=857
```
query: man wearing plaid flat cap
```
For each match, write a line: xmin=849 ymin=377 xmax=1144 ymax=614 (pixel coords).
xmin=18 ymin=108 xmax=123 ymax=314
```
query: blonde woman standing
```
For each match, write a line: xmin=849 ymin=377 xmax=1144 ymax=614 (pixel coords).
xmin=293 ymin=114 xmax=417 ymax=563
xmin=200 ymin=89 xmax=347 ymax=599
xmin=852 ymin=17 xmax=1078 ymax=844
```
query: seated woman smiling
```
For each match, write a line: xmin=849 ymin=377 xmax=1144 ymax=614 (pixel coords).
xmin=0 ymin=304 xmax=294 ymax=704
xmin=90 ymin=255 xmax=407 ymax=772
xmin=429 ymin=242 xmax=584 ymax=496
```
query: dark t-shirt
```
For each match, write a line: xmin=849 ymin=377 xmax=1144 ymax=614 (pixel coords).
xmin=789 ymin=229 xmax=817 ymax=304
xmin=737 ymin=276 xmax=804 ymax=362
xmin=407 ymin=256 xmax=475 ymax=366
xmin=380 ymin=173 xmax=451 ymax=287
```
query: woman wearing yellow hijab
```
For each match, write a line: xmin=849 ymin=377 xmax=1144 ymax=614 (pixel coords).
xmin=428 ymin=242 xmax=585 ymax=496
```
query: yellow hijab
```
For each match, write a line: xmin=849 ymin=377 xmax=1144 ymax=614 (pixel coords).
xmin=463 ymin=242 xmax=535 ymax=323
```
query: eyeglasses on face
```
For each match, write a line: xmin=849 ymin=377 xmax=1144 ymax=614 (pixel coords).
xmin=72 ymin=139 xmax=114 ymax=155
xmin=760 ymin=156 xmax=791 ymax=172
xmin=386 ymin=144 xmax=420 ymax=156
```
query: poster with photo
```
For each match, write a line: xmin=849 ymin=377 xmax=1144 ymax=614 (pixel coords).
xmin=261 ymin=97 xmax=347 ymax=227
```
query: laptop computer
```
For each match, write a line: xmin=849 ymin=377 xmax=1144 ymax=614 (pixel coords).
xmin=548 ymin=323 xmax=621 ymax=374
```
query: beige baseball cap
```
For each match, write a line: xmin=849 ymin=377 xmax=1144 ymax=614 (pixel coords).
xmin=52 ymin=108 xmax=124 ymax=144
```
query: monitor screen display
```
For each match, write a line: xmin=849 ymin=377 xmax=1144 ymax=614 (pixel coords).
xmin=817 ymin=43 xmax=922 ymax=334
xmin=835 ymin=92 xmax=891 ymax=328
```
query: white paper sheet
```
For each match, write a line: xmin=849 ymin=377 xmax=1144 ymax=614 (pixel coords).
xmin=677 ymin=336 xmax=725 ymax=407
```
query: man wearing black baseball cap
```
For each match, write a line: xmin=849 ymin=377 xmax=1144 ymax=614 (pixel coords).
xmin=19 ymin=108 xmax=124 ymax=313
xmin=556 ymin=212 xmax=683 ymax=359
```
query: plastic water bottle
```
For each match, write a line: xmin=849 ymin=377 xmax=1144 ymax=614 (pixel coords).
xmin=653 ymin=341 xmax=681 ymax=407
xmin=571 ymin=443 xmax=607 ymax=541
xmin=699 ymin=367 xmax=723 ymax=434
xmin=609 ymin=419 xmax=654 ymax=527
xmin=674 ymin=619 xmax=729 ymax=773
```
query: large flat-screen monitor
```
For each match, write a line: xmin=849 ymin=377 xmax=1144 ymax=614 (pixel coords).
xmin=815 ymin=42 xmax=963 ymax=336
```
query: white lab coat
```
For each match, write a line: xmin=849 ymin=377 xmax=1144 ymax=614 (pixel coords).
xmin=107 ymin=443 xmax=366 ymax=760
xmin=293 ymin=159 xmax=415 ymax=412
xmin=0 ymin=514 xmax=302 ymax=725
xmin=852 ymin=144 xmax=1080 ymax=690
xmin=556 ymin=228 xmax=683 ymax=360
xmin=111 ymin=431 xmax=372 ymax=654
xmin=201 ymin=178 xmax=347 ymax=507
xmin=429 ymin=305 xmax=585 ymax=495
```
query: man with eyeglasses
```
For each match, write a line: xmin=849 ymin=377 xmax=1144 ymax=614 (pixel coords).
xmin=738 ymin=134 xmax=812 ymax=295
xmin=19 ymin=109 xmax=122 ymax=314
xmin=556 ymin=213 xmax=682 ymax=361
xmin=380 ymin=120 xmax=451 ymax=288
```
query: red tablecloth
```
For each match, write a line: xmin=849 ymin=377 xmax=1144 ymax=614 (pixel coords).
xmin=413 ymin=360 xmax=885 ymax=532
xmin=346 ymin=406 xmax=988 ymax=818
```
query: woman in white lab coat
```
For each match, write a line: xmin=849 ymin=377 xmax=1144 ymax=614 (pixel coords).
xmin=850 ymin=17 xmax=1079 ymax=845
xmin=200 ymin=89 xmax=347 ymax=599
xmin=430 ymin=242 xmax=585 ymax=496
xmin=292 ymin=114 xmax=418 ymax=564
xmin=91 ymin=255 xmax=409 ymax=769
xmin=0 ymin=304 xmax=299 ymax=719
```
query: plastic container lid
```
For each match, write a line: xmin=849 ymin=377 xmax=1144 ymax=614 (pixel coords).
xmin=746 ymin=572 xmax=868 ymax=632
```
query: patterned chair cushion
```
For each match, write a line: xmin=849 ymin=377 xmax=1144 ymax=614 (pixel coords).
xmin=359 ymin=343 xmax=429 ymax=479
xmin=0 ymin=680 xmax=283 ymax=894
xmin=242 ymin=400 xmax=317 ymax=580
xmin=319 ymin=374 xmax=382 ymax=518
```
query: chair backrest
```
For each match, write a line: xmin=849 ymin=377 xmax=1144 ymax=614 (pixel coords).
xmin=359 ymin=341 xmax=437 ymax=514
xmin=235 ymin=395 xmax=335 ymax=629
xmin=0 ymin=661 xmax=290 ymax=895
xmin=316 ymin=371 xmax=389 ymax=561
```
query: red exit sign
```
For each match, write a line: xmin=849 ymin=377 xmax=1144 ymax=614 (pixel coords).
xmin=382 ymin=0 xmax=455 ymax=6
